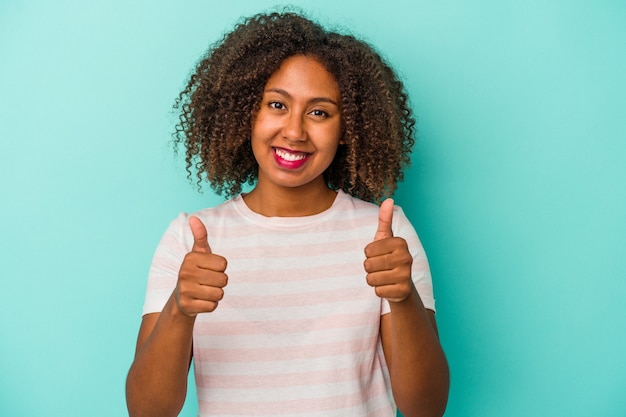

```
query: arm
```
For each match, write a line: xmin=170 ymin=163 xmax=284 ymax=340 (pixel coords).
xmin=364 ymin=200 xmax=449 ymax=417
xmin=126 ymin=297 xmax=196 ymax=417
xmin=126 ymin=216 xmax=228 ymax=417
xmin=380 ymin=292 xmax=449 ymax=417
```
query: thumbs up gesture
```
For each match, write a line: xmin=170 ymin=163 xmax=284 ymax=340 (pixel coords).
xmin=174 ymin=216 xmax=228 ymax=317
xmin=364 ymin=199 xmax=413 ymax=303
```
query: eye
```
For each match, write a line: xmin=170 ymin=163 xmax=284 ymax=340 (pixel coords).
xmin=269 ymin=101 xmax=286 ymax=110
xmin=310 ymin=109 xmax=328 ymax=118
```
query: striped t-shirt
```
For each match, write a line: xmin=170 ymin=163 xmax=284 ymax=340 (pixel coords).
xmin=143 ymin=190 xmax=435 ymax=417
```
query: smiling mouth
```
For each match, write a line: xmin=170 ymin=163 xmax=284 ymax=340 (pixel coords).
xmin=273 ymin=147 xmax=310 ymax=169
xmin=274 ymin=147 xmax=309 ymax=161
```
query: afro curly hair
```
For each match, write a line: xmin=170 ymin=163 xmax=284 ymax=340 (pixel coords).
xmin=173 ymin=11 xmax=416 ymax=203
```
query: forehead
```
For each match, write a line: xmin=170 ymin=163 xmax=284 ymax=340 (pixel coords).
xmin=264 ymin=55 xmax=340 ymax=101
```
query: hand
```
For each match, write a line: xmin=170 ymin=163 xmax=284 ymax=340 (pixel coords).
xmin=175 ymin=216 xmax=228 ymax=317
xmin=364 ymin=199 xmax=413 ymax=303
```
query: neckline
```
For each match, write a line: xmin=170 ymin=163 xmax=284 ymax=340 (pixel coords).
xmin=232 ymin=190 xmax=346 ymax=228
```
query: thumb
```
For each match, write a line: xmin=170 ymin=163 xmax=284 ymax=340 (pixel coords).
xmin=374 ymin=198 xmax=394 ymax=241
xmin=189 ymin=215 xmax=212 ymax=253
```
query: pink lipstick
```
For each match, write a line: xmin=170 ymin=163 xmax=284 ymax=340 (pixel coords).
xmin=273 ymin=147 xmax=310 ymax=169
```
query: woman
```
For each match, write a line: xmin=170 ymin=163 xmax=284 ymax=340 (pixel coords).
xmin=126 ymin=11 xmax=449 ymax=417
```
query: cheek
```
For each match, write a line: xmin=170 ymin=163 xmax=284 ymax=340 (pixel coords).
xmin=321 ymin=125 xmax=343 ymax=151
xmin=251 ymin=111 xmax=276 ymax=137
xmin=249 ymin=133 xmax=265 ymax=160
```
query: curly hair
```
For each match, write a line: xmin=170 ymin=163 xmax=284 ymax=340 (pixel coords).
xmin=173 ymin=11 xmax=416 ymax=203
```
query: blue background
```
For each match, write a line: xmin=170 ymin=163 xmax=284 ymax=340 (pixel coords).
xmin=1 ymin=1 xmax=625 ymax=416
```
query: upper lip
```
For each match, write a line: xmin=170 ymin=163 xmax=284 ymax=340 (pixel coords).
xmin=273 ymin=146 xmax=311 ymax=155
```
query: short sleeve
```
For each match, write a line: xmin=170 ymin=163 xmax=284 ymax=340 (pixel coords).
xmin=142 ymin=213 xmax=192 ymax=316
xmin=380 ymin=206 xmax=435 ymax=315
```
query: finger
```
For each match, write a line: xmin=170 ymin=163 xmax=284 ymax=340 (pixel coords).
xmin=374 ymin=198 xmax=394 ymax=241
xmin=373 ymin=285 xmax=410 ymax=303
xmin=196 ymin=270 xmax=228 ymax=288
xmin=365 ymin=249 xmax=411 ymax=275
xmin=189 ymin=215 xmax=212 ymax=254
xmin=366 ymin=272 xmax=412 ymax=303
xmin=364 ymin=253 xmax=391 ymax=273
xmin=176 ymin=293 xmax=221 ymax=316
xmin=188 ymin=299 xmax=220 ymax=314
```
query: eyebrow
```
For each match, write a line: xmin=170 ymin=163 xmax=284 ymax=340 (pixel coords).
xmin=264 ymin=88 xmax=339 ymax=106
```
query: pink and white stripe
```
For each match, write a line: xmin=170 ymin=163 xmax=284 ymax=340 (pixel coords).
xmin=143 ymin=190 xmax=434 ymax=416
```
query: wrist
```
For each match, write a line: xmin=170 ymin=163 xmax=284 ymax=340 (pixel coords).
xmin=387 ymin=283 xmax=420 ymax=309
xmin=166 ymin=293 xmax=198 ymax=326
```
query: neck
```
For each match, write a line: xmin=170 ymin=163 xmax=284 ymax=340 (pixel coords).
xmin=243 ymin=181 xmax=338 ymax=217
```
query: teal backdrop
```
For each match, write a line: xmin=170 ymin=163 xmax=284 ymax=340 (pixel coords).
xmin=1 ymin=1 xmax=625 ymax=416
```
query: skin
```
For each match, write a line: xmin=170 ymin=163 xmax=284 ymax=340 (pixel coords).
xmin=366 ymin=199 xmax=450 ymax=417
xmin=126 ymin=55 xmax=449 ymax=417
xmin=244 ymin=55 xmax=343 ymax=216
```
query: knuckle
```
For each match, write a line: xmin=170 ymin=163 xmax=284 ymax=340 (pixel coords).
xmin=206 ymin=254 xmax=227 ymax=271
xmin=177 ymin=280 xmax=191 ymax=294
xmin=216 ymin=288 xmax=225 ymax=301
xmin=363 ymin=259 xmax=371 ymax=272
xmin=364 ymin=242 xmax=376 ymax=257
xmin=399 ymin=251 xmax=412 ymax=265
xmin=175 ymin=295 xmax=192 ymax=314
xmin=178 ymin=270 xmax=192 ymax=282
xmin=393 ymin=236 xmax=408 ymax=248
xmin=183 ymin=251 xmax=197 ymax=263
xmin=374 ymin=286 xmax=385 ymax=298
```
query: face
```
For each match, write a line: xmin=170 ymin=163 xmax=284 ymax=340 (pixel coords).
xmin=251 ymin=55 xmax=342 ymax=194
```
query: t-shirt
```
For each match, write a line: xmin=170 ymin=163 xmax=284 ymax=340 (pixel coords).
xmin=143 ymin=190 xmax=435 ymax=417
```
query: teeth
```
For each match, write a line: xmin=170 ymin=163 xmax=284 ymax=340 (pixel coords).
xmin=275 ymin=148 xmax=307 ymax=161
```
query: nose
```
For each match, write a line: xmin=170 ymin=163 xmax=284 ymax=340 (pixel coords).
xmin=282 ymin=112 xmax=306 ymax=142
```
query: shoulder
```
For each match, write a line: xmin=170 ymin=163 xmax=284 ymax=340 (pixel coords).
xmin=336 ymin=191 xmax=413 ymax=228
xmin=184 ymin=197 xmax=241 ymax=227
xmin=159 ymin=197 xmax=240 ymax=249
xmin=335 ymin=190 xmax=380 ymax=215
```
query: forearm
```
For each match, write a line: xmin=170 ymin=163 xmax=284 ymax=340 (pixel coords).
xmin=386 ymin=286 xmax=449 ymax=417
xmin=126 ymin=294 xmax=196 ymax=417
